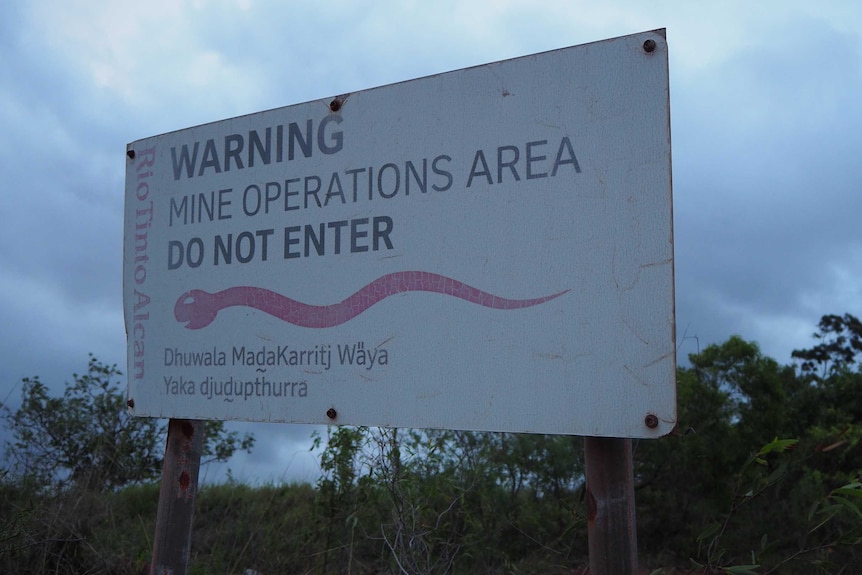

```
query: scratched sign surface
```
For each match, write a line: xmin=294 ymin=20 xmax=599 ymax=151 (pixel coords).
xmin=123 ymin=29 xmax=675 ymax=437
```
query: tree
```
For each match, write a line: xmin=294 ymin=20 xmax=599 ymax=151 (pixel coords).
xmin=311 ymin=425 xmax=371 ymax=574
xmin=632 ymin=330 xmax=862 ymax=572
xmin=791 ymin=313 xmax=862 ymax=377
xmin=635 ymin=336 xmax=811 ymax=564
xmin=1 ymin=355 xmax=254 ymax=492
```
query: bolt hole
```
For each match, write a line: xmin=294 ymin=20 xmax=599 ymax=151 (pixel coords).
xmin=643 ymin=39 xmax=656 ymax=53
xmin=326 ymin=408 xmax=337 ymax=420
xmin=329 ymin=98 xmax=342 ymax=112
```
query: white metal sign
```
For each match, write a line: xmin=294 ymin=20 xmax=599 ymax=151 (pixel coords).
xmin=124 ymin=29 xmax=675 ymax=437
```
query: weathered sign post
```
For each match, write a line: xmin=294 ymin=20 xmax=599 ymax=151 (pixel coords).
xmin=124 ymin=29 xmax=673 ymax=574
xmin=149 ymin=419 xmax=204 ymax=574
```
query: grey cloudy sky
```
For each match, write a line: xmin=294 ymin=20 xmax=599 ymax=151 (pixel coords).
xmin=1 ymin=0 xmax=860 ymax=483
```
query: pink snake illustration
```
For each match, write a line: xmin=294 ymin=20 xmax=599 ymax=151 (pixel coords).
xmin=174 ymin=271 xmax=568 ymax=329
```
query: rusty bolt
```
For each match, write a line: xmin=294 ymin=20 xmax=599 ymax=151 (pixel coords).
xmin=127 ymin=398 xmax=135 ymax=409
xmin=326 ymin=408 xmax=337 ymax=420
xmin=643 ymin=39 xmax=656 ymax=53
xmin=644 ymin=414 xmax=659 ymax=429
xmin=329 ymin=97 xmax=342 ymax=112
xmin=126 ymin=149 xmax=136 ymax=160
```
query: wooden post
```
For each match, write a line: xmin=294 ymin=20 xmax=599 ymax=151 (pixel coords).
xmin=150 ymin=419 xmax=205 ymax=575
xmin=584 ymin=436 xmax=638 ymax=575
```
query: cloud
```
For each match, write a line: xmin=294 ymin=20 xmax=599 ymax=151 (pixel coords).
xmin=671 ymin=15 xmax=862 ymax=361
